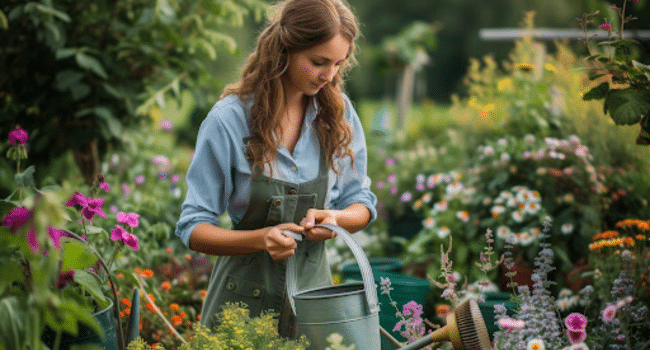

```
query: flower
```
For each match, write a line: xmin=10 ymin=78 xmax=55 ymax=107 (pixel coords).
xmin=2 ymin=206 xmax=32 ymax=232
xmin=601 ymin=304 xmax=617 ymax=323
xmin=497 ymin=316 xmax=526 ymax=331
xmin=567 ymin=330 xmax=587 ymax=344
xmin=8 ymin=128 xmax=29 ymax=145
xmin=565 ymin=312 xmax=587 ymax=332
xmin=527 ymin=338 xmax=545 ymax=350
xmin=99 ymin=181 xmax=111 ymax=193
xmin=66 ymin=192 xmax=106 ymax=221
xmin=110 ymin=225 xmax=140 ymax=250
xmin=599 ymin=23 xmax=612 ymax=31
xmin=117 ymin=212 xmax=140 ymax=228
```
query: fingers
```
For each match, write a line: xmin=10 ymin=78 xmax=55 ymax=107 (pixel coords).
xmin=265 ymin=227 xmax=297 ymax=261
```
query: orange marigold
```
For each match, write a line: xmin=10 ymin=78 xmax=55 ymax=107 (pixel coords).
xmin=639 ymin=221 xmax=650 ymax=231
xmin=141 ymin=269 xmax=154 ymax=278
xmin=636 ymin=235 xmax=647 ymax=241
xmin=148 ymin=293 xmax=156 ymax=303
xmin=146 ymin=302 xmax=156 ymax=313
xmin=179 ymin=311 xmax=187 ymax=319
xmin=623 ymin=237 xmax=635 ymax=247
xmin=170 ymin=303 xmax=180 ymax=311
xmin=134 ymin=267 xmax=142 ymax=274
xmin=172 ymin=315 xmax=183 ymax=328
xmin=121 ymin=298 xmax=132 ymax=307
xmin=161 ymin=281 xmax=172 ymax=291
xmin=116 ymin=273 xmax=124 ymax=279
xmin=184 ymin=254 xmax=192 ymax=262
xmin=199 ymin=290 xmax=207 ymax=297
xmin=593 ymin=230 xmax=619 ymax=241
xmin=165 ymin=247 xmax=174 ymax=254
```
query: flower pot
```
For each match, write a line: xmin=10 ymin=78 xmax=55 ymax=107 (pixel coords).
xmin=42 ymin=299 xmax=119 ymax=350
xmin=497 ymin=261 xmax=534 ymax=293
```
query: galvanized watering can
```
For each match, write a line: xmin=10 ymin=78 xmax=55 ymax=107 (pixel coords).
xmin=286 ymin=223 xmax=381 ymax=349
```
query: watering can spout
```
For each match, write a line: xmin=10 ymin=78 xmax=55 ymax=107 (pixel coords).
xmin=125 ymin=288 xmax=140 ymax=344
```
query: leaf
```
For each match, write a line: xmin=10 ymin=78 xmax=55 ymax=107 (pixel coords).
xmin=605 ymin=88 xmax=650 ymax=125
xmin=0 ymin=297 xmax=27 ymax=350
xmin=72 ymin=270 xmax=110 ymax=309
xmin=83 ymin=225 xmax=106 ymax=235
xmin=195 ymin=38 xmax=217 ymax=60
xmin=56 ymin=48 xmax=78 ymax=60
xmin=14 ymin=165 xmax=36 ymax=188
xmin=75 ymin=52 xmax=108 ymax=79
xmin=55 ymin=70 xmax=85 ymax=91
xmin=582 ymin=82 xmax=609 ymax=101
xmin=61 ymin=240 xmax=98 ymax=271
xmin=0 ymin=10 xmax=8 ymax=30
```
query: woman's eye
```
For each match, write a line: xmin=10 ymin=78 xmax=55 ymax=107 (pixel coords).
xmin=312 ymin=61 xmax=326 ymax=66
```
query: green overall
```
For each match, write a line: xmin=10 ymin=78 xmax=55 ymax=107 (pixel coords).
xmin=200 ymin=147 xmax=332 ymax=338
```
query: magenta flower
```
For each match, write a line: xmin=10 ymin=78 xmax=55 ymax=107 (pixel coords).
xmin=402 ymin=301 xmax=423 ymax=318
xmin=8 ymin=128 xmax=29 ymax=145
xmin=27 ymin=229 xmax=39 ymax=252
xmin=121 ymin=183 xmax=131 ymax=198
xmin=385 ymin=158 xmax=395 ymax=166
xmin=567 ymin=330 xmax=587 ymax=344
xmin=134 ymin=175 xmax=145 ymax=185
xmin=99 ymin=181 xmax=110 ymax=193
xmin=565 ymin=312 xmax=587 ymax=332
xmin=171 ymin=174 xmax=181 ymax=184
xmin=2 ymin=206 xmax=33 ymax=232
xmin=58 ymin=270 xmax=75 ymax=289
xmin=110 ymin=225 xmax=139 ymax=250
xmin=400 ymin=192 xmax=412 ymax=203
xmin=602 ymin=304 xmax=617 ymax=323
xmin=599 ymin=23 xmax=612 ymax=31
xmin=81 ymin=197 xmax=106 ymax=221
xmin=66 ymin=191 xmax=88 ymax=208
xmin=48 ymin=227 xmax=66 ymax=250
xmin=116 ymin=212 xmax=140 ymax=228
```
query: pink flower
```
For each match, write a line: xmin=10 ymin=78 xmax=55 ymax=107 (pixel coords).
xmin=121 ymin=183 xmax=131 ymax=197
xmin=565 ymin=312 xmax=587 ymax=332
xmin=110 ymin=225 xmax=139 ymax=250
xmin=567 ymin=330 xmax=587 ymax=344
xmin=602 ymin=304 xmax=617 ymax=323
xmin=135 ymin=175 xmax=145 ymax=185
xmin=497 ymin=316 xmax=526 ymax=331
xmin=402 ymin=301 xmax=423 ymax=318
xmin=386 ymin=158 xmax=395 ymax=166
xmin=8 ymin=128 xmax=29 ymax=145
xmin=400 ymin=192 xmax=412 ymax=203
xmin=117 ymin=212 xmax=140 ymax=228
xmin=599 ymin=23 xmax=612 ymax=31
xmin=171 ymin=174 xmax=181 ymax=184
xmin=27 ymin=229 xmax=39 ymax=252
xmin=2 ymin=206 xmax=32 ymax=232
xmin=160 ymin=119 xmax=174 ymax=131
xmin=81 ymin=197 xmax=106 ymax=221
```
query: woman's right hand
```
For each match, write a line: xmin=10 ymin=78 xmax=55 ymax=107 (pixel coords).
xmin=264 ymin=223 xmax=303 ymax=261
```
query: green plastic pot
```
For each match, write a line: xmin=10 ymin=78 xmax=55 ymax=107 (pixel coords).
xmin=478 ymin=291 xmax=518 ymax=340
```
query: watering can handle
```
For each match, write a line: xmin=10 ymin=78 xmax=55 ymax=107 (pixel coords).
xmin=286 ymin=223 xmax=380 ymax=316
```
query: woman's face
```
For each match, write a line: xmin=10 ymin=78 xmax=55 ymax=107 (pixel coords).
xmin=283 ymin=34 xmax=351 ymax=98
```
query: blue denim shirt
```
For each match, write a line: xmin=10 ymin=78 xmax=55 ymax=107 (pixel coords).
xmin=175 ymin=94 xmax=377 ymax=247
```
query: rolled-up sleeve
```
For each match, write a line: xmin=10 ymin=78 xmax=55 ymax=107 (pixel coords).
xmin=175 ymin=109 xmax=233 ymax=247
xmin=328 ymin=96 xmax=378 ymax=226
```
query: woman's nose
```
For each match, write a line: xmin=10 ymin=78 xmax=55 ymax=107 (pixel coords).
xmin=320 ymin=65 xmax=337 ymax=82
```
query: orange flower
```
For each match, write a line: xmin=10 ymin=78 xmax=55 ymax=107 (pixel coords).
xmin=593 ymin=230 xmax=619 ymax=241
xmin=163 ymin=312 xmax=169 ymax=317
xmin=116 ymin=273 xmax=124 ymax=279
xmin=170 ymin=303 xmax=180 ymax=311
xmin=184 ymin=254 xmax=192 ymax=262
xmin=179 ymin=311 xmax=187 ymax=319
xmin=199 ymin=290 xmax=207 ymax=298
xmin=161 ymin=281 xmax=172 ymax=291
xmin=121 ymin=298 xmax=132 ymax=307
xmin=172 ymin=315 xmax=183 ymax=328
xmin=141 ymin=269 xmax=154 ymax=278
xmin=124 ymin=308 xmax=131 ymax=316
xmin=636 ymin=235 xmax=647 ymax=241
xmin=134 ymin=267 xmax=142 ymax=274
xmin=146 ymin=303 xmax=156 ymax=313
xmin=165 ymin=247 xmax=174 ymax=254
xmin=623 ymin=237 xmax=635 ymax=247
xmin=639 ymin=221 xmax=650 ymax=231
xmin=148 ymin=293 xmax=156 ymax=303
xmin=120 ymin=311 xmax=126 ymax=318
xmin=197 ymin=314 xmax=201 ymax=321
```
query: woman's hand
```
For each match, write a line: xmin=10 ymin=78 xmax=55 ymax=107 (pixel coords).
xmin=300 ymin=209 xmax=337 ymax=241
xmin=264 ymin=223 xmax=303 ymax=261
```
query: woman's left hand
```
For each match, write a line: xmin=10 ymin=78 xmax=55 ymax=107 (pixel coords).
xmin=300 ymin=209 xmax=337 ymax=241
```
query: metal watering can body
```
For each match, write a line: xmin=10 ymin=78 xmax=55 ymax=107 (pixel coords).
xmin=286 ymin=224 xmax=381 ymax=349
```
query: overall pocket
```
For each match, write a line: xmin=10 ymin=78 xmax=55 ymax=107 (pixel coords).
xmin=218 ymin=275 xmax=268 ymax=318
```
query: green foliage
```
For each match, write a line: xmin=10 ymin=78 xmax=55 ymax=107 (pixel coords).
xmin=0 ymin=0 xmax=266 ymax=185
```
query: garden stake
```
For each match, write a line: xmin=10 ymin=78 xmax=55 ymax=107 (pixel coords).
xmin=386 ymin=298 xmax=492 ymax=350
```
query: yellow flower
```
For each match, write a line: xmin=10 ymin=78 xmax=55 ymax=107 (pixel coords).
xmin=468 ymin=96 xmax=479 ymax=108
xmin=516 ymin=63 xmax=536 ymax=72
xmin=497 ymin=78 xmax=513 ymax=91
xmin=544 ymin=63 xmax=557 ymax=73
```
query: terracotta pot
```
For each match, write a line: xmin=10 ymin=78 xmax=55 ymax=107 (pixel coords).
xmin=498 ymin=260 xmax=534 ymax=293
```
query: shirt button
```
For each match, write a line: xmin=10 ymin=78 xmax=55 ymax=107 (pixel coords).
xmin=252 ymin=289 xmax=262 ymax=298
xmin=227 ymin=282 xmax=236 ymax=290
xmin=290 ymin=166 xmax=298 ymax=172
xmin=288 ymin=188 xmax=297 ymax=195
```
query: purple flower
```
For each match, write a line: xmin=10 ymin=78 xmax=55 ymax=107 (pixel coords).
xmin=160 ymin=119 xmax=174 ymax=131
xmin=135 ymin=175 xmax=145 ymax=185
xmin=402 ymin=301 xmax=423 ymax=318
xmin=387 ymin=174 xmax=397 ymax=184
xmin=567 ymin=330 xmax=587 ymax=344
xmin=110 ymin=225 xmax=139 ymax=250
xmin=400 ymin=192 xmax=412 ymax=203
xmin=171 ymin=174 xmax=181 ymax=184
xmin=2 ymin=206 xmax=32 ymax=232
xmin=565 ymin=312 xmax=587 ymax=332
xmin=81 ymin=197 xmax=106 ymax=221
xmin=385 ymin=158 xmax=395 ymax=166
xmin=121 ymin=183 xmax=131 ymax=198
xmin=99 ymin=181 xmax=110 ymax=193
xmin=8 ymin=128 xmax=29 ymax=145
xmin=117 ymin=212 xmax=140 ymax=228
xmin=600 ymin=23 xmax=612 ymax=31
xmin=58 ymin=270 xmax=75 ymax=289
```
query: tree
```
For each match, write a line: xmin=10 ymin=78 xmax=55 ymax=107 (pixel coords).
xmin=0 ymin=0 xmax=266 ymax=185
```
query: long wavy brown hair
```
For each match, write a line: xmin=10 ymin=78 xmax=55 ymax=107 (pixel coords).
xmin=221 ymin=0 xmax=359 ymax=177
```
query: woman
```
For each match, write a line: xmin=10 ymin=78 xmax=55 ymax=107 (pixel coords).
xmin=174 ymin=0 xmax=377 ymax=338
